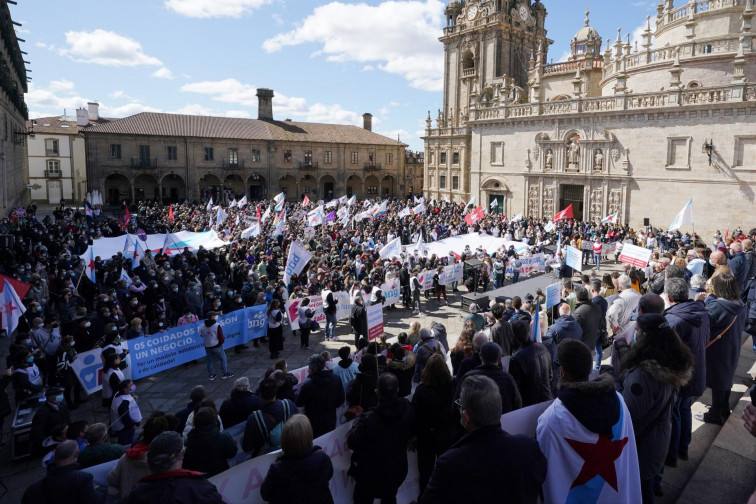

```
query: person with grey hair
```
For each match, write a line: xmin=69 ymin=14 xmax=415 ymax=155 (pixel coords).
xmin=608 ymin=274 xmax=642 ymax=334
xmin=23 ymin=439 xmax=107 ymax=504
xmin=690 ymin=273 xmax=707 ymax=293
xmin=125 ymin=431 xmax=223 ymax=503
xmin=295 ymin=354 xmax=345 ymax=437
xmin=218 ymin=376 xmax=262 ymax=428
xmin=662 ymin=276 xmax=710 ymax=468
xmin=414 ymin=327 xmax=444 ymax=381
xmin=456 ymin=331 xmax=488 ymax=379
xmin=420 ymin=375 xmax=547 ymax=504
xmin=456 ymin=341 xmax=521 ymax=414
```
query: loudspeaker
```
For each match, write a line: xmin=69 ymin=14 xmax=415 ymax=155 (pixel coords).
xmin=643 ymin=218 xmax=650 ymax=226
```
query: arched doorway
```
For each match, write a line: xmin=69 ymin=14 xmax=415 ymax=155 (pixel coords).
xmin=365 ymin=175 xmax=379 ymax=197
xmin=134 ymin=174 xmax=159 ymax=203
xmin=104 ymin=173 xmax=131 ymax=205
xmin=481 ymin=178 xmax=510 ymax=216
xmin=346 ymin=175 xmax=362 ymax=198
xmin=224 ymin=174 xmax=245 ymax=201
xmin=279 ymin=175 xmax=297 ymax=198
xmin=199 ymin=173 xmax=221 ymax=203
xmin=161 ymin=173 xmax=186 ymax=204
xmin=247 ymin=173 xmax=266 ymax=200
xmin=381 ymin=175 xmax=395 ymax=197
xmin=320 ymin=175 xmax=336 ymax=200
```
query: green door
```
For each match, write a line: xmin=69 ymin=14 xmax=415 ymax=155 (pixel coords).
xmin=489 ymin=194 xmax=504 ymax=214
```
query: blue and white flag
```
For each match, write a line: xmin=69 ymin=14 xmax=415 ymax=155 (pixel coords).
xmin=347 ymin=195 xmax=357 ymax=206
xmin=283 ymin=241 xmax=313 ymax=284
xmin=326 ymin=199 xmax=338 ymax=209
xmin=379 ymin=237 xmax=402 ymax=260
xmin=238 ymin=195 xmax=247 ymax=208
xmin=601 ymin=213 xmax=618 ymax=224
xmin=216 ymin=206 xmax=227 ymax=225
xmin=260 ymin=206 xmax=271 ymax=224
xmin=668 ymin=199 xmax=693 ymax=231
xmin=465 ymin=195 xmax=476 ymax=210
xmin=229 ymin=198 xmax=238 ymax=209
xmin=85 ymin=246 xmax=96 ymax=283
xmin=398 ymin=207 xmax=411 ymax=218
xmin=241 ymin=222 xmax=261 ymax=239
xmin=412 ymin=202 xmax=426 ymax=215
xmin=307 ymin=205 xmax=324 ymax=227
xmin=338 ymin=195 xmax=348 ymax=205
xmin=119 ymin=268 xmax=132 ymax=287
xmin=206 ymin=197 xmax=213 ymax=212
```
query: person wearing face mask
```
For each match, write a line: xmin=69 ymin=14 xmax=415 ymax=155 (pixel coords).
xmin=31 ymin=316 xmax=62 ymax=386
xmin=166 ymin=283 xmax=184 ymax=317
xmin=30 ymin=387 xmax=71 ymax=456
xmin=70 ymin=315 xmax=96 ymax=352
xmin=129 ymin=276 xmax=147 ymax=296
xmin=125 ymin=296 xmax=146 ymax=320
xmin=111 ymin=379 xmax=143 ymax=445
xmin=198 ymin=312 xmax=233 ymax=381
xmin=127 ymin=318 xmax=145 ymax=340
xmin=10 ymin=350 xmax=45 ymax=401
xmin=102 ymin=324 xmax=129 ymax=363
xmin=55 ymin=336 xmax=83 ymax=409
xmin=149 ymin=311 xmax=171 ymax=335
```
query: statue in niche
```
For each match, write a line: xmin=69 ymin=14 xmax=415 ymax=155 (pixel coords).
xmin=544 ymin=149 xmax=553 ymax=171
xmin=593 ymin=148 xmax=604 ymax=172
xmin=566 ymin=136 xmax=580 ymax=171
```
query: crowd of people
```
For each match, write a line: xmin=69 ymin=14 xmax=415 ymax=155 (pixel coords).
xmin=2 ymin=194 xmax=755 ymax=503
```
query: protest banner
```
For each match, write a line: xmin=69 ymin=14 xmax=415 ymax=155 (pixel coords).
xmin=439 ymin=262 xmax=463 ymax=286
xmin=500 ymin=399 xmax=554 ymax=437
xmin=415 ymin=270 xmax=435 ymax=291
xmin=381 ymin=279 xmax=401 ymax=308
xmin=545 ymin=282 xmax=562 ymax=309
xmin=366 ymin=302 xmax=384 ymax=340
xmin=285 ymin=296 xmax=324 ymax=332
xmin=283 ymin=241 xmax=313 ymax=284
xmin=618 ymin=243 xmax=653 ymax=268
xmin=565 ymin=246 xmax=583 ymax=271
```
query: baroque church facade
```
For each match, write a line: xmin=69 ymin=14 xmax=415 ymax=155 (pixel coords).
xmin=423 ymin=0 xmax=756 ymax=237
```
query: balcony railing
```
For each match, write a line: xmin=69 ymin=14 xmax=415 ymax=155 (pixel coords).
xmin=131 ymin=157 xmax=158 ymax=168
xmin=45 ymin=149 xmax=59 ymax=157
xmin=222 ymin=158 xmax=245 ymax=169
xmin=364 ymin=163 xmax=382 ymax=171
xmin=44 ymin=170 xmax=61 ymax=178
xmin=299 ymin=161 xmax=319 ymax=169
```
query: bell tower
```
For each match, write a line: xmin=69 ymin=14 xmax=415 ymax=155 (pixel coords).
xmin=439 ymin=0 xmax=550 ymax=127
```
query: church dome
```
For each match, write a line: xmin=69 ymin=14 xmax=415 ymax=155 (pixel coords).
xmin=445 ymin=0 xmax=462 ymax=16
xmin=573 ymin=9 xmax=600 ymax=41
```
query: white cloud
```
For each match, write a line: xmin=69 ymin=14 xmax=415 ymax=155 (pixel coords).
xmin=57 ymin=29 xmax=163 ymax=67
xmin=271 ymin=13 xmax=284 ymax=25
xmin=104 ymin=102 xmax=162 ymax=117
xmin=26 ymin=82 xmax=89 ymax=118
xmin=180 ymin=77 xmax=366 ymax=124
xmin=172 ymin=103 xmax=213 ymax=115
xmin=152 ymin=67 xmax=175 ymax=79
xmin=263 ymin=0 xmax=445 ymax=91
xmin=164 ymin=0 xmax=271 ymax=18
xmin=49 ymin=79 xmax=75 ymax=92
xmin=225 ymin=110 xmax=251 ymax=118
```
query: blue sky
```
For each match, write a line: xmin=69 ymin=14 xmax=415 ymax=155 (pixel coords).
xmin=12 ymin=0 xmax=658 ymax=151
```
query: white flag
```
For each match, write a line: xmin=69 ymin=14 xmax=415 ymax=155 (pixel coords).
xmin=668 ymin=199 xmax=693 ymax=231
xmin=261 ymin=206 xmax=271 ymax=224
xmin=416 ymin=232 xmax=427 ymax=253
xmin=338 ymin=195 xmax=348 ymax=204
xmin=241 ymin=222 xmax=261 ymax=239
xmin=216 ymin=206 xmax=227 ymax=225
xmin=273 ymin=192 xmax=286 ymax=204
xmin=490 ymin=199 xmax=498 ymax=208
xmin=238 ymin=195 xmax=247 ymax=208
xmin=326 ymin=199 xmax=338 ymax=209
xmin=412 ymin=202 xmax=426 ymax=215
xmin=512 ymin=213 xmax=523 ymax=222
xmin=414 ymin=195 xmax=425 ymax=204
xmin=379 ymin=237 xmax=402 ymax=259
xmin=347 ymin=195 xmax=357 ymax=206
xmin=307 ymin=205 xmax=324 ymax=227
xmin=206 ymin=197 xmax=213 ymax=212
xmin=119 ymin=268 xmax=132 ymax=287
xmin=2 ymin=280 xmax=26 ymax=335
xmin=283 ymin=241 xmax=314 ymax=284
xmin=398 ymin=207 xmax=411 ymax=218
xmin=229 ymin=198 xmax=238 ymax=209
xmin=465 ymin=195 xmax=476 ymax=210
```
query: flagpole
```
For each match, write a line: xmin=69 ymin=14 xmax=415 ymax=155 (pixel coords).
xmin=75 ymin=266 xmax=86 ymax=291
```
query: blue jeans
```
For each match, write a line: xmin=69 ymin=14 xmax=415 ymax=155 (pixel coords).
xmin=593 ymin=253 xmax=601 ymax=270
xmin=325 ymin=312 xmax=337 ymax=339
xmin=594 ymin=333 xmax=603 ymax=370
xmin=205 ymin=345 xmax=227 ymax=376
xmin=667 ymin=395 xmax=693 ymax=462
xmin=512 ymin=270 xmax=520 ymax=284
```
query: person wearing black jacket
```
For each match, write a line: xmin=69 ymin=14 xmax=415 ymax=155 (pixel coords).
xmin=30 ymin=387 xmax=71 ymax=456
xmin=509 ymin=321 xmax=554 ymax=407
xmin=296 ymin=354 xmax=345 ymax=437
xmin=347 ymin=373 xmax=415 ymax=504
xmin=346 ymin=354 xmax=379 ymax=412
xmin=218 ymin=376 xmax=262 ymax=429
xmin=456 ymin=342 xmax=522 ymax=414
xmin=349 ymin=296 xmax=368 ymax=347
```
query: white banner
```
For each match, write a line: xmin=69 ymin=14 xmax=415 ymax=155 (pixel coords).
xmin=415 ymin=270 xmax=435 ymax=291
xmin=505 ymin=253 xmax=545 ymax=277
xmin=381 ymin=279 xmax=401 ymax=308
xmin=82 ymin=230 xmax=229 ymax=262
xmin=439 ymin=263 xmax=463 ymax=286
xmin=283 ymin=241 xmax=313 ymax=285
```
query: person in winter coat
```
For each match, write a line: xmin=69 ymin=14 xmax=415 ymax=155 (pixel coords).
xmin=78 ymin=423 xmax=125 ymax=469
xmin=30 ymin=387 xmax=71 ymax=456
xmin=615 ymin=314 xmax=693 ymax=503
xmin=125 ymin=431 xmax=223 ymax=504
xmin=296 ymin=354 xmax=345 ymax=437
xmin=332 ymin=346 xmax=360 ymax=393
xmin=349 ymin=295 xmax=368 ymax=347
xmin=242 ymin=376 xmax=299 ymax=456
xmin=108 ymin=415 xmax=169 ymax=500
xmin=267 ymin=300 xmax=284 ymax=359
xmin=414 ymin=328 xmax=444 ymax=382
xmin=663 ymin=277 xmax=710 ymax=465
xmin=218 ymin=376 xmax=262 ymax=429
xmin=346 ymin=354 xmax=379 ymax=412
xmin=457 ymin=342 xmax=522 ymax=414
xmin=509 ymin=320 xmax=554 ymax=406
xmin=544 ymin=304 xmax=583 ymax=359
xmin=701 ymin=273 xmax=747 ymax=424
xmin=386 ymin=344 xmax=416 ymax=397
xmin=489 ymin=304 xmax=515 ymax=356
xmin=260 ymin=414 xmax=334 ymax=504
xmin=411 ymin=354 xmax=459 ymax=495
xmin=111 ymin=379 xmax=143 ymax=446
xmin=182 ymin=407 xmax=238 ymax=477
xmin=347 ymin=373 xmax=415 ymax=504
xmin=420 ymin=375 xmax=546 ymax=504
xmin=573 ymin=286 xmax=603 ymax=355
xmin=430 ymin=322 xmax=449 ymax=353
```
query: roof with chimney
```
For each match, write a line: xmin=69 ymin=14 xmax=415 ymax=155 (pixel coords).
xmin=27 ymin=115 xmax=111 ymax=135
xmin=83 ymin=112 xmax=406 ymax=147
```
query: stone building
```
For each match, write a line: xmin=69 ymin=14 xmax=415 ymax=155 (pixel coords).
xmin=424 ymin=0 xmax=756 ymax=237
xmin=0 ymin=2 xmax=29 ymax=212
xmin=84 ymin=89 xmax=407 ymax=205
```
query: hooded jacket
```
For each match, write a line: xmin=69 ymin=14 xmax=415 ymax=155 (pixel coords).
xmin=260 ymin=446 xmax=334 ymax=504
xmin=544 ymin=315 xmax=583 ymax=348
xmin=664 ymin=300 xmax=710 ymax=397
xmin=620 ymin=358 xmax=691 ymax=480
xmin=705 ymin=297 xmax=747 ymax=390
xmin=415 ymin=336 xmax=443 ymax=381
xmin=107 ymin=443 xmax=150 ymax=500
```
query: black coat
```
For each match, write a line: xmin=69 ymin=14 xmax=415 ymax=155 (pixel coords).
xmin=509 ymin=342 xmax=554 ymax=407
xmin=420 ymin=425 xmax=547 ymax=504
xmin=411 ymin=380 xmax=460 ymax=453
xmin=30 ymin=401 xmax=71 ymax=455
xmin=182 ymin=425 xmax=238 ymax=477
xmin=665 ymin=300 xmax=710 ymax=397
xmin=22 ymin=463 xmax=106 ymax=504
xmin=125 ymin=469 xmax=223 ymax=504
xmin=345 ymin=372 xmax=378 ymax=410
xmin=260 ymin=446 xmax=334 ymax=504
xmin=347 ymin=398 xmax=415 ymax=495
xmin=574 ymin=299 xmax=602 ymax=349
xmin=218 ymin=389 xmax=262 ymax=428
xmin=296 ymin=370 xmax=345 ymax=437
xmin=457 ymin=364 xmax=522 ymax=413
xmin=705 ymin=298 xmax=747 ymax=390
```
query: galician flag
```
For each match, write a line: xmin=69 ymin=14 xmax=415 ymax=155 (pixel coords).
xmin=206 ymin=197 xmax=213 ymax=212
xmin=307 ymin=205 xmax=324 ymax=227
xmin=85 ymin=246 xmax=96 ymax=283
xmin=338 ymin=195 xmax=348 ymax=204
xmin=668 ymin=199 xmax=693 ymax=231
xmin=398 ymin=207 xmax=410 ymax=218
xmin=1 ymin=280 xmax=26 ymax=335
xmin=347 ymin=195 xmax=357 ymax=206
xmin=302 ymin=195 xmax=311 ymax=208
xmin=119 ymin=268 xmax=132 ymax=287
xmin=229 ymin=198 xmax=238 ymax=209
xmin=238 ymin=195 xmax=247 ymax=208
xmin=412 ymin=202 xmax=426 ymax=215
xmin=601 ymin=213 xmax=618 ymax=224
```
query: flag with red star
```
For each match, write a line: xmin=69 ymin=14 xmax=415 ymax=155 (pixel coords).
xmin=85 ymin=246 xmax=97 ymax=283
xmin=536 ymin=388 xmax=641 ymax=503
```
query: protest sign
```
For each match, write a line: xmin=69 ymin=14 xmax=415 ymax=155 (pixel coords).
xmin=545 ymin=282 xmax=562 ymax=309
xmin=283 ymin=241 xmax=313 ymax=284
xmin=439 ymin=262 xmax=463 ymax=286
xmin=415 ymin=270 xmax=435 ymax=291
xmin=381 ymin=279 xmax=401 ymax=308
xmin=565 ymin=246 xmax=582 ymax=271
xmin=285 ymin=296 xmax=324 ymax=332
xmin=379 ymin=237 xmax=402 ymax=259
xmin=618 ymin=243 xmax=653 ymax=268
xmin=366 ymin=302 xmax=384 ymax=340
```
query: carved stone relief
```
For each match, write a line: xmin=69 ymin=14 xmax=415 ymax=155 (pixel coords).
xmin=544 ymin=149 xmax=553 ymax=172
xmin=528 ymin=186 xmax=540 ymax=217
xmin=542 ymin=187 xmax=555 ymax=218
xmin=566 ymin=135 xmax=580 ymax=172
xmin=532 ymin=145 xmax=539 ymax=161
xmin=609 ymin=190 xmax=622 ymax=216
xmin=590 ymin=188 xmax=603 ymax=221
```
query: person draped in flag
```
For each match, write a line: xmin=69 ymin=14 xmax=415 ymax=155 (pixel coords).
xmin=537 ymin=339 xmax=641 ymax=504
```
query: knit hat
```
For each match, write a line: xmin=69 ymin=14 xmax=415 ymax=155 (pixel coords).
xmin=419 ymin=327 xmax=433 ymax=340
xmin=147 ymin=431 xmax=184 ymax=473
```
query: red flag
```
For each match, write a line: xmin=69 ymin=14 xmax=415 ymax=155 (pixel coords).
xmin=553 ymin=204 xmax=574 ymax=222
xmin=168 ymin=204 xmax=174 ymax=222
xmin=724 ymin=229 xmax=729 ymax=240
xmin=302 ymin=195 xmax=311 ymax=208
xmin=0 ymin=274 xmax=31 ymax=299
xmin=121 ymin=205 xmax=132 ymax=231
xmin=464 ymin=205 xmax=485 ymax=226
xmin=255 ymin=205 xmax=261 ymax=218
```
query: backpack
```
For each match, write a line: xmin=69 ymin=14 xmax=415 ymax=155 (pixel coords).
xmin=252 ymin=400 xmax=292 ymax=453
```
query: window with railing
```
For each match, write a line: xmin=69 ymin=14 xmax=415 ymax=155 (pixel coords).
xmin=228 ymin=148 xmax=239 ymax=167
xmin=45 ymin=138 xmax=59 ymax=156
xmin=304 ymin=150 xmax=313 ymax=167
xmin=46 ymin=159 xmax=60 ymax=177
